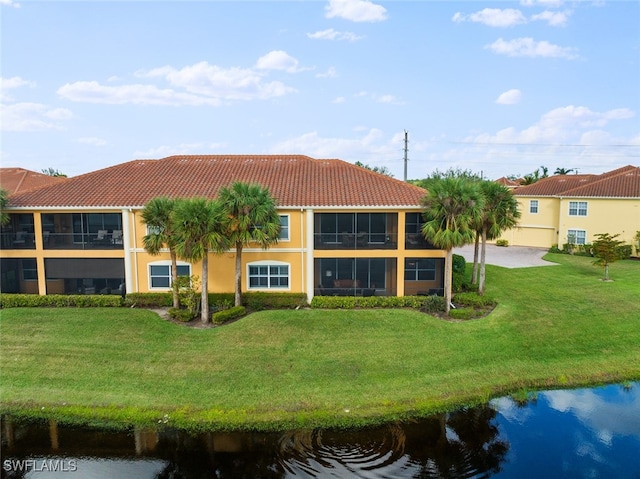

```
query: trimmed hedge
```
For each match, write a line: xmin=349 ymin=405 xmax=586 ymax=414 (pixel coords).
xmin=212 ymin=306 xmax=246 ymax=325
xmin=453 ymin=292 xmax=497 ymax=308
xmin=0 ymin=294 xmax=123 ymax=308
xmin=125 ymin=292 xmax=307 ymax=310
xmin=310 ymin=295 xmax=431 ymax=310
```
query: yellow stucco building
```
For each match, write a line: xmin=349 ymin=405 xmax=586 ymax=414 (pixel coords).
xmin=499 ymin=165 xmax=640 ymax=254
xmin=1 ymin=156 xmax=446 ymax=299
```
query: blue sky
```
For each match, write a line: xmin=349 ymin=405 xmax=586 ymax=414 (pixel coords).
xmin=2 ymin=0 xmax=639 ymax=180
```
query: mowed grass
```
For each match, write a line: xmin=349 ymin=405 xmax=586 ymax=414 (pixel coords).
xmin=1 ymin=253 xmax=639 ymax=430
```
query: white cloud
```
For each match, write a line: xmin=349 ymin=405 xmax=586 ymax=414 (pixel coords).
xmin=325 ymin=0 xmax=387 ymax=23
xmin=468 ymin=105 xmax=635 ymax=145
xmin=58 ymin=81 xmax=221 ymax=106
xmin=521 ymin=0 xmax=565 ymax=7
xmin=453 ymin=8 xmax=527 ymax=27
xmin=61 ymin=58 xmax=299 ymax=106
xmin=270 ymin=128 xmax=396 ymax=161
xmin=141 ymin=60 xmax=297 ymax=100
xmin=76 ymin=137 xmax=107 ymax=146
xmin=0 ymin=0 xmax=21 ymax=8
xmin=486 ymin=37 xmax=579 ymax=59
xmin=255 ymin=50 xmax=307 ymax=73
xmin=134 ymin=142 xmax=226 ymax=159
xmin=531 ymin=10 xmax=572 ymax=26
xmin=496 ymin=89 xmax=522 ymax=105
xmin=307 ymin=28 xmax=364 ymax=42
xmin=317 ymin=67 xmax=338 ymax=79
xmin=1 ymin=102 xmax=73 ymax=131
xmin=0 ymin=76 xmax=35 ymax=101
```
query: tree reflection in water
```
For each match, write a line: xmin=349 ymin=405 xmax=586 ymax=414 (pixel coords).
xmin=2 ymin=405 xmax=508 ymax=479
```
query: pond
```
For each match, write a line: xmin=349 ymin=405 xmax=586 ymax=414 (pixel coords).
xmin=2 ymin=382 xmax=639 ymax=478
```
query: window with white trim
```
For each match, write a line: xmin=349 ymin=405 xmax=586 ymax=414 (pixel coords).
xmin=248 ymin=261 xmax=290 ymax=289
xmin=149 ymin=262 xmax=191 ymax=289
xmin=279 ymin=215 xmax=289 ymax=241
xmin=529 ymin=200 xmax=539 ymax=214
xmin=568 ymin=201 xmax=587 ymax=216
xmin=567 ymin=229 xmax=586 ymax=245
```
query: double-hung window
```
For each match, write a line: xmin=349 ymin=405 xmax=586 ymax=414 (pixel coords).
xmin=529 ymin=200 xmax=539 ymax=214
xmin=567 ymin=229 xmax=586 ymax=245
xmin=248 ymin=262 xmax=289 ymax=289
xmin=568 ymin=201 xmax=587 ymax=216
xmin=279 ymin=215 xmax=289 ymax=241
xmin=149 ymin=263 xmax=190 ymax=288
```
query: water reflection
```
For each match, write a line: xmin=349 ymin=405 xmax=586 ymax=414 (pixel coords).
xmin=1 ymin=383 xmax=638 ymax=478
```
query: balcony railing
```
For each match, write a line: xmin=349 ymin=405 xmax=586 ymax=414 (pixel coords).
xmin=1 ymin=232 xmax=36 ymax=250
xmin=405 ymin=233 xmax=438 ymax=250
xmin=43 ymin=232 xmax=123 ymax=250
xmin=314 ymin=232 xmax=398 ymax=250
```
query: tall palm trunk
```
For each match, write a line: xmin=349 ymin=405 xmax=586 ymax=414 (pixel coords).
xmin=479 ymin=227 xmax=488 ymax=296
xmin=444 ymin=248 xmax=453 ymax=313
xmin=201 ymin=251 xmax=209 ymax=323
xmin=235 ymin=243 xmax=243 ymax=307
xmin=170 ymin=249 xmax=179 ymax=309
xmin=472 ymin=234 xmax=480 ymax=285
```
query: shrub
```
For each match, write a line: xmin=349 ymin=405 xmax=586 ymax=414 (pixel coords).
xmin=310 ymin=295 xmax=431 ymax=310
xmin=548 ymin=244 xmax=562 ymax=254
xmin=168 ymin=307 xmax=195 ymax=322
xmin=617 ymin=245 xmax=632 ymax=260
xmin=448 ymin=307 xmax=476 ymax=320
xmin=242 ymin=292 xmax=307 ymax=310
xmin=452 ymin=272 xmax=464 ymax=293
xmin=212 ymin=305 xmax=246 ymax=325
xmin=0 ymin=294 xmax=123 ymax=308
xmin=421 ymin=295 xmax=446 ymax=314
xmin=452 ymin=254 xmax=466 ymax=274
xmin=496 ymin=239 xmax=509 ymax=247
xmin=125 ymin=293 xmax=172 ymax=308
xmin=453 ymin=292 xmax=497 ymax=308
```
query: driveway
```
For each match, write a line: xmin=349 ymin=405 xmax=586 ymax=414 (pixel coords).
xmin=454 ymin=244 xmax=557 ymax=269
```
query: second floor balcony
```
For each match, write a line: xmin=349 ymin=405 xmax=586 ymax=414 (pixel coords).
xmin=314 ymin=212 xmax=398 ymax=250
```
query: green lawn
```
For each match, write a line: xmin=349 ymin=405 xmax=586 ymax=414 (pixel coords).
xmin=1 ymin=253 xmax=639 ymax=431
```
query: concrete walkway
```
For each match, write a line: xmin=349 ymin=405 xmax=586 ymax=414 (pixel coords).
xmin=454 ymin=244 xmax=557 ymax=269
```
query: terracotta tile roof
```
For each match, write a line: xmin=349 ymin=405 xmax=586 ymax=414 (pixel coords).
xmin=495 ymin=177 xmax=522 ymax=188
xmin=7 ymin=155 xmax=427 ymax=208
xmin=513 ymin=165 xmax=640 ymax=198
xmin=0 ymin=168 xmax=67 ymax=196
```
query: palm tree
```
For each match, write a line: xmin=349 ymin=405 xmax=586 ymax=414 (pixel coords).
xmin=173 ymin=198 xmax=228 ymax=323
xmin=421 ymin=177 xmax=484 ymax=313
xmin=217 ymin=182 xmax=281 ymax=307
xmin=141 ymin=197 xmax=180 ymax=308
xmin=476 ymin=182 xmax=521 ymax=295
xmin=554 ymin=167 xmax=575 ymax=175
xmin=0 ymin=189 xmax=10 ymax=226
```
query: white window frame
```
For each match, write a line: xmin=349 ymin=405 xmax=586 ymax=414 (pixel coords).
xmin=529 ymin=200 xmax=539 ymax=214
xmin=567 ymin=229 xmax=587 ymax=245
xmin=279 ymin=214 xmax=290 ymax=241
xmin=148 ymin=260 xmax=191 ymax=290
xmin=247 ymin=260 xmax=290 ymax=290
xmin=568 ymin=201 xmax=588 ymax=217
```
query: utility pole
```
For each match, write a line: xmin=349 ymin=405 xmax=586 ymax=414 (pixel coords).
xmin=403 ymin=130 xmax=409 ymax=182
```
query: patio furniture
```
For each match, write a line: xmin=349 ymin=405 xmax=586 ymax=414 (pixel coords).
xmin=111 ymin=230 xmax=123 ymax=244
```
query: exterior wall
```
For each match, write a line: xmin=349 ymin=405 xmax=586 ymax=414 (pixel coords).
xmin=3 ymin=206 xmax=448 ymax=298
xmin=501 ymin=197 xmax=560 ymax=248
xmin=501 ymin=196 xmax=640 ymax=251
xmin=558 ymin=197 xmax=640 ymax=247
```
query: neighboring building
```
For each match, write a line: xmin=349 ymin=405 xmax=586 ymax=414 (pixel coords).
xmin=499 ymin=165 xmax=640 ymax=252
xmin=0 ymin=168 xmax=67 ymax=195
xmin=0 ymin=155 xmax=446 ymax=298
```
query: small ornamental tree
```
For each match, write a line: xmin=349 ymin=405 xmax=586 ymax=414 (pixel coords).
xmin=591 ymin=233 xmax=625 ymax=281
